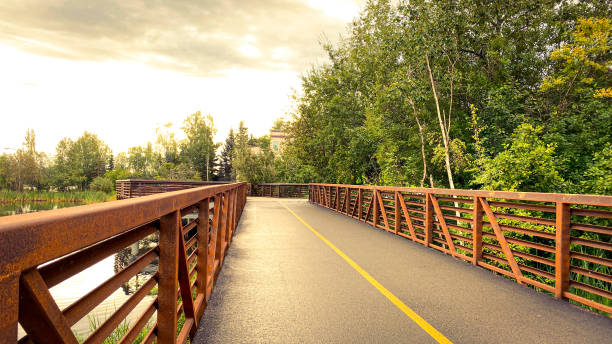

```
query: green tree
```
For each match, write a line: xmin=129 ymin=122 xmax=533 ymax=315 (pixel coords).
xmin=232 ymin=122 xmax=276 ymax=183
xmin=581 ymin=143 xmax=612 ymax=195
xmin=155 ymin=123 xmax=180 ymax=164
xmin=217 ymin=129 xmax=235 ymax=181
xmin=50 ymin=132 xmax=112 ymax=190
xmin=127 ymin=143 xmax=161 ymax=178
xmin=180 ymin=111 xmax=218 ymax=181
xmin=473 ymin=124 xmax=564 ymax=192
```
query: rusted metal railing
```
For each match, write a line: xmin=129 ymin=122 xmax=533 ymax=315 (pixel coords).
xmin=309 ymin=183 xmax=612 ymax=317
xmin=250 ymin=183 xmax=309 ymax=198
xmin=0 ymin=182 xmax=248 ymax=343
xmin=116 ymin=179 xmax=231 ymax=200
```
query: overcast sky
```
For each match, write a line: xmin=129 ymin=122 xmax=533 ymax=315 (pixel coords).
xmin=0 ymin=0 xmax=363 ymax=155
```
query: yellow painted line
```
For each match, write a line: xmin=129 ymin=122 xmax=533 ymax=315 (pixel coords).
xmin=280 ymin=202 xmax=453 ymax=344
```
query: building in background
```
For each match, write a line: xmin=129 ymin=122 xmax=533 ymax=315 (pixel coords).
xmin=249 ymin=146 xmax=263 ymax=155
xmin=270 ymin=129 xmax=286 ymax=154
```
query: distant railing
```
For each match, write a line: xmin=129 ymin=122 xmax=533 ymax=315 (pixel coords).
xmin=116 ymin=179 xmax=231 ymax=200
xmin=0 ymin=182 xmax=248 ymax=343
xmin=250 ymin=183 xmax=309 ymax=198
xmin=309 ymin=183 xmax=612 ymax=317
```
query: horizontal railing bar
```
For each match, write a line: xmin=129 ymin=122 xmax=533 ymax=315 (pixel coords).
xmin=140 ymin=322 xmax=157 ymax=344
xmin=63 ymin=248 xmax=158 ymax=325
xmin=570 ymin=237 xmax=612 ymax=251
xmin=176 ymin=318 xmax=195 ymax=344
xmin=564 ymin=292 xmax=612 ymax=314
xmin=40 ymin=222 xmax=158 ymax=288
xmin=117 ymin=298 xmax=157 ymax=344
xmin=310 ymin=183 xmax=612 ymax=207
xmin=569 ymin=281 xmax=612 ymax=300
xmin=570 ymin=266 xmax=612 ymax=284
xmin=571 ymin=208 xmax=612 ymax=219
xmin=489 ymin=212 xmax=556 ymax=226
xmin=570 ymin=222 xmax=612 ymax=235
xmin=488 ymin=200 xmax=556 ymax=212
xmin=520 ymin=277 xmax=555 ymax=292
xmin=83 ymin=274 xmax=157 ymax=344
xmin=183 ymin=219 xmax=199 ymax=236
xmin=482 ymin=221 xmax=555 ymax=240
xmin=570 ymin=251 xmax=612 ymax=268
xmin=181 ymin=205 xmax=199 ymax=217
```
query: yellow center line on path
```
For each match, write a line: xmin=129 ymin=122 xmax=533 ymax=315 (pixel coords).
xmin=279 ymin=201 xmax=453 ymax=344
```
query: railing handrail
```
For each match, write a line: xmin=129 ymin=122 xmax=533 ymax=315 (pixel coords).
xmin=309 ymin=183 xmax=612 ymax=207
xmin=0 ymin=182 xmax=245 ymax=278
xmin=116 ymin=179 xmax=231 ymax=184
xmin=253 ymin=183 xmax=309 ymax=186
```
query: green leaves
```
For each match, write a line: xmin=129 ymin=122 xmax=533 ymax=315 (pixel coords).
xmin=473 ymin=124 xmax=564 ymax=192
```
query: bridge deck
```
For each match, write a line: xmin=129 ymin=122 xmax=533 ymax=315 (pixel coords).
xmin=193 ymin=198 xmax=611 ymax=344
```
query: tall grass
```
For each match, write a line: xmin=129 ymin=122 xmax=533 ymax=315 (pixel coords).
xmin=74 ymin=314 xmax=153 ymax=344
xmin=0 ymin=189 xmax=115 ymax=204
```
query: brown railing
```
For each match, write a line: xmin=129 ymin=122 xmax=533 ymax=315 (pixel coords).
xmin=250 ymin=183 xmax=309 ymax=198
xmin=309 ymin=183 xmax=612 ymax=317
xmin=0 ymin=182 xmax=248 ymax=343
xmin=116 ymin=179 xmax=231 ymax=199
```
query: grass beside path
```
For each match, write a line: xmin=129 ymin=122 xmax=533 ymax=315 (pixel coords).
xmin=0 ymin=189 xmax=115 ymax=204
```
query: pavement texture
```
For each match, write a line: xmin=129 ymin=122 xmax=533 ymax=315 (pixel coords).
xmin=193 ymin=198 xmax=612 ymax=344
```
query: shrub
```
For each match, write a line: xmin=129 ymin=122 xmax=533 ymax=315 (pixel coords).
xmin=89 ymin=177 xmax=114 ymax=193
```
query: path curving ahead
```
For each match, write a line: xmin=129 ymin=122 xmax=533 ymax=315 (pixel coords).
xmin=193 ymin=198 xmax=612 ymax=344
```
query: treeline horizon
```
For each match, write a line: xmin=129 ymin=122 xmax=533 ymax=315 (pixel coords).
xmin=0 ymin=113 xmax=288 ymax=194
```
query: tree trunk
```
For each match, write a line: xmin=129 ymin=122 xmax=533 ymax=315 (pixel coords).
xmin=425 ymin=53 xmax=455 ymax=189
xmin=409 ymin=99 xmax=428 ymax=188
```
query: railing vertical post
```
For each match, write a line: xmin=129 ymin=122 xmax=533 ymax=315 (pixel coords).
xmin=472 ymin=197 xmax=483 ymax=265
xmin=226 ymin=189 xmax=235 ymax=244
xmin=555 ymin=202 xmax=571 ymax=299
xmin=335 ymin=186 xmax=340 ymax=211
xmin=373 ymin=188 xmax=379 ymax=227
xmin=197 ymin=198 xmax=209 ymax=307
xmin=0 ymin=274 xmax=19 ymax=341
xmin=345 ymin=187 xmax=349 ymax=215
xmin=425 ymin=193 xmax=433 ymax=246
xmin=158 ymin=210 xmax=180 ymax=344
xmin=358 ymin=189 xmax=363 ymax=220
xmin=214 ymin=192 xmax=224 ymax=280
xmin=394 ymin=191 xmax=401 ymax=235
xmin=231 ymin=188 xmax=238 ymax=232
xmin=221 ymin=191 xmax=230 ymax=258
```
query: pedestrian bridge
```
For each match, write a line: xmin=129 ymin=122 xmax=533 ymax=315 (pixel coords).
xmin=1 ymin=182 xmax=610 ymax=343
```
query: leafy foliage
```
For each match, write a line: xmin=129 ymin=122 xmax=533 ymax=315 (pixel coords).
xmin=472 ymin=124 xmax=564 ymax=192
xmin=280 ymin=0 xmax=611 ymax=193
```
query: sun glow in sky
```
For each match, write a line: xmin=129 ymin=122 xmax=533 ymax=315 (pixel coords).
xmin=0 ymin=0 xmax=363 ymax=155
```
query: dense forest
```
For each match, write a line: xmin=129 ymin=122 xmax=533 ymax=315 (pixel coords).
xmin=279 ymin=0 xmax=611 ymax=195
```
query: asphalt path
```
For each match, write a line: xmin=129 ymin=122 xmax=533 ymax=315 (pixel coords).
xmin=193 ymin=198 xmax=612 ymax=344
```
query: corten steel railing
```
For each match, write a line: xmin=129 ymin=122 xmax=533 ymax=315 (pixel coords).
xmin=250 ymin=183 xmax=309 ymax=198
xmin=116 ymin=179 xmax=231 ymax=200
xmin=0 ymin=182 xmax=248 ymax=344
xmin=309 ymin=183 xmax=612 ymax=317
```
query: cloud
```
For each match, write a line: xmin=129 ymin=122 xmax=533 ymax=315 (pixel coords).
xmin=0 ymin=0 xmax=353 ymax=76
